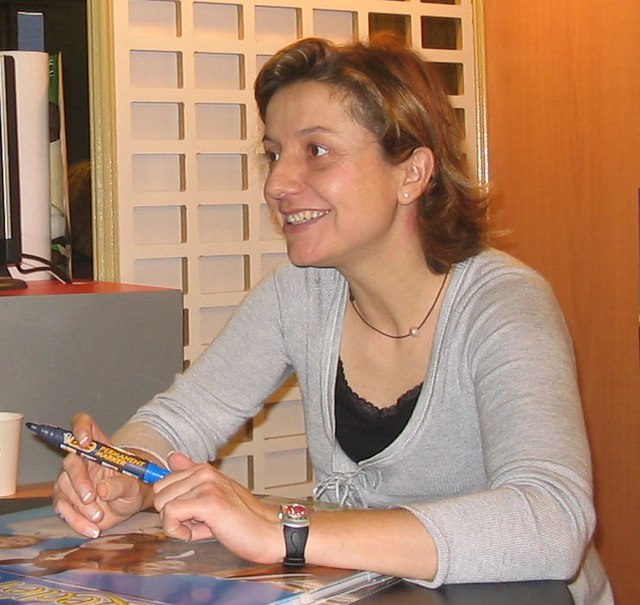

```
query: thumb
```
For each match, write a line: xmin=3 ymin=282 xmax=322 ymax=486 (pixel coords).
xmin=94 ymin=472 xmax=142 ymax=502
xmin=167 ymin=451 xmax=195 ymax=472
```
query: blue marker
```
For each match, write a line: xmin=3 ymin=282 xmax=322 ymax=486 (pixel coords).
xmin=27 ymin=422 xmax=170 ymax=484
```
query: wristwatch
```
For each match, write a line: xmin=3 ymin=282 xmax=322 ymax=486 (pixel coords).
xmin=279 ymin=503 xmax=310 ymax=567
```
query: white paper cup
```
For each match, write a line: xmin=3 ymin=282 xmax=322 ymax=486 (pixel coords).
xmin=0 ymin=412 xmax=24 ymax=496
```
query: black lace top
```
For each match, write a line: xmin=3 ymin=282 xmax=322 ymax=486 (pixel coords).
xmin=335 ymin=358 xmax=422 ymax=463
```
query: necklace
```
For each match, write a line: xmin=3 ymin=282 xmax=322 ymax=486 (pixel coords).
xmin=349 ymin=272 xmax=449 ymax=340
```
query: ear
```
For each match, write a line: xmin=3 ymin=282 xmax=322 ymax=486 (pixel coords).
xmin=397 ymin=147 xmax=435 ymax=205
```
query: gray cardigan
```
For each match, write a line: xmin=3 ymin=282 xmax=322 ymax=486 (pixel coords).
xmin=115 ymin=249 xmax=612 ymax=604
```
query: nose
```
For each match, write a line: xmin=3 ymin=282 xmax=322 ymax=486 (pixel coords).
xmin=263 ymin=154 xmax=304 ymax=203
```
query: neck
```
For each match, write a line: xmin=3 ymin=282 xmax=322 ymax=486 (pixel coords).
xmin=344 ymin=259 xmax=448 ymax=340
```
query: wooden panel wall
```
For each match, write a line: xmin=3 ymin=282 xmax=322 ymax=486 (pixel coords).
xmin=483 ymin=2 xmax=640 ymax=603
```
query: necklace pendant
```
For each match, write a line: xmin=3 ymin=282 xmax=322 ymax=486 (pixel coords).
xmin=348 ymin=271 xmax=449 ymax=341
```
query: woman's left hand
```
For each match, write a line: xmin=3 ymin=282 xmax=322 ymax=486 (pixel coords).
xmin=152 ymin=452 xmax=283 ymax=564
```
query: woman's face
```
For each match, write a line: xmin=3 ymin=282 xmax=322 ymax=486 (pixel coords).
xmin=0 ymin=534 xmax=41 ymax=549
xmin=262 ymin=80 xmax=407 ymax=271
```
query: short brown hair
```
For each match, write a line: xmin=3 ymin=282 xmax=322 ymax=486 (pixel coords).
xmin=254 ymin=36 xmax=490 ymax=273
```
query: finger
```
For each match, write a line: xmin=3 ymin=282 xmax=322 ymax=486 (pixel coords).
xmin=53 ymin=472 xmax=101 ymax=538
xmin=54 ymin=500 xmax=100 ymax=538
xmin=153 ymin=454 xmax=205 ymax=494
xmin=54 ymin=468 xmax=145 ymax=534
xmin=94 ymin=473 xmax=144 ymax=504
xmin=53 ymin=469 xmax=85 ymax=511
xmin=59 ymin=453 xmax=128 ymax=523
xmin=53 ymin=497 xmax=101 ymax=539
xmin=183 ymin=520 xmax=216 ymax=541
xmin=70 ymin=413 xmax=110 ymax=447
xmin=153 ymin=464 xmax=223 ymax=508
xmin=167 ymin=451 xmax=195 ymax=472
xmin=163 ymin=516 xmax=216 ymax=542
xmin=61 ymin=452 xmax=98 ymax=505
xmin=57 ymin=458 xmax=109 ymax=525
xmin=160 ymin=498 xmax=217 ymax=542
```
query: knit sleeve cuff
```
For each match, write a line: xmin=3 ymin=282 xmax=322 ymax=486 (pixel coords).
xmin=399 ymin=504 xmax=450 ymax=588
xmin=111 ymin=421 xmax=173 ymax=469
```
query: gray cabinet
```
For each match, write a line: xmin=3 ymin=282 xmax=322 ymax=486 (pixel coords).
xmin=0 ymin=281 xmax=183 ymax=483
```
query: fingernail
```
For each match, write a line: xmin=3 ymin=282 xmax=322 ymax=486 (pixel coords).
xmin=77 ymin=432 xmax=90 ymax=446
xmin=88 ymin=527 xmax=100 ymax=539
xmin=88 ymin=508 xmax=102 ymax=522
xmin=81 ymin=490 xmax=93 ymax=503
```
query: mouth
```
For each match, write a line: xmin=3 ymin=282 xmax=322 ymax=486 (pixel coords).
xmin=284 ymin=210 xmax=330 ymax=225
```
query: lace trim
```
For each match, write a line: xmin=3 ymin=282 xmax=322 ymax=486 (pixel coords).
xmin=337 ymin=358 xmax=422 ymax=418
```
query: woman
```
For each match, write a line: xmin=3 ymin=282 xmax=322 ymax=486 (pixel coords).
xmin=53 ymin=37 xmax=612 ymax=604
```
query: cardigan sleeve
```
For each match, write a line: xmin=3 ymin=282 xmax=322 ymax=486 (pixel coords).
xmin=402 ymin=259 xmax=595 ymax=587
xmin=113 ymin=268 xmax=295 ymax=463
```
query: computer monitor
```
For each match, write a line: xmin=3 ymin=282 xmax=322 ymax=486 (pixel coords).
xmin=0 ymin=54 xmax=26 ymax=291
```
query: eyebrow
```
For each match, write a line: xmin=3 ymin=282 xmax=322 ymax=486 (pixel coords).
xmin=262 ymin=126 xmax=337 ymax=145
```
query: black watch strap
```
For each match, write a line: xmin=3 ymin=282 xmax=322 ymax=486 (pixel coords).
xmin=283 ymin=524 xmax=309 ymax=566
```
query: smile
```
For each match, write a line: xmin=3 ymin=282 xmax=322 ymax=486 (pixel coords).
xmin=285 ymin=210 xmax=330 ymax=225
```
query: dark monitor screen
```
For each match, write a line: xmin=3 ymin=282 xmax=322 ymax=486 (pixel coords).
xmin=0 ymin=53 xmax=25 ymax=289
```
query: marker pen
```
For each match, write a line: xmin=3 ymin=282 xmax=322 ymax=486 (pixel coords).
xmin=27 ymin=422 xmax=170 ymax=484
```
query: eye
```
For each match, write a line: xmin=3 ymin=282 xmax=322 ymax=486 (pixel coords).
xmin=263 ymin=150 xmax=280 ymax=163
xmin=309 ymin=144 xmax=329 ymax=158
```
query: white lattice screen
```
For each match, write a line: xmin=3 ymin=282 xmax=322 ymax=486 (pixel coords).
xmin=109 ymin=0 xmax=482 ymax=498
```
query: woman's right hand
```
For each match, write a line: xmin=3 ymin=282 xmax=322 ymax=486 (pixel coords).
xmin=52 ymin=413 xmax=152 ymax=538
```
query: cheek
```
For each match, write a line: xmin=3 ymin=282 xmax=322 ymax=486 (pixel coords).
xmin=402 ymin=204 xmax=419 ymax=236
xmin=263 ymin=175 xmax=276 ymax=204
xmin=265 ymin=203 xmax=283 ymax=230
xmin=318 ymin=168 xmax=381 ymax=209
xmin=263 ymin=183 xmax=281 ymax=217
xmin=356 ymin=180 xmax=401 ymax=222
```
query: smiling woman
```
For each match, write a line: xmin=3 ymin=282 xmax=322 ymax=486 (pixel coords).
xmin=51 ymin=36 xmax=612 ymax=605
xmin=255 ymin=36 xmax=488 ymax=275
xmin=261 ymin=80 xmax=412 ymax=271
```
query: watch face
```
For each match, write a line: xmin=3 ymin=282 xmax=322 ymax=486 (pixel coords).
xmin=281 ymin=503 xmax=308 ymax=523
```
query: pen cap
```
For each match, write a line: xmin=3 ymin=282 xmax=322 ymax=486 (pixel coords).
xmin=144 ymin=462 xmax=171 ymax=484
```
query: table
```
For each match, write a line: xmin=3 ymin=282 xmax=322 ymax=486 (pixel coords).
xmin=0 ymin=483 xmax=53 ymax=500
xmin=362 ymin=577 xmax=573 ymax=604
xmin=1 ymin=493 xmax=573 ymax=605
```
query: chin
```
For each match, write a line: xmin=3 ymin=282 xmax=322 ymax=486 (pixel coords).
xmin=286 ymin=248 xmax=319 ymax=268
xmin=286 ymin=241 xmax=341 ymax=269
xmin=289 ymin=257 xmax=333 ymax=270
xmin=290 ymin=258 xmax=320 ymax=268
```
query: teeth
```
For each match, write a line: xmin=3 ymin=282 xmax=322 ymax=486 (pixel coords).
xmin=285 ymin=210 xmax=329 ymax=225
